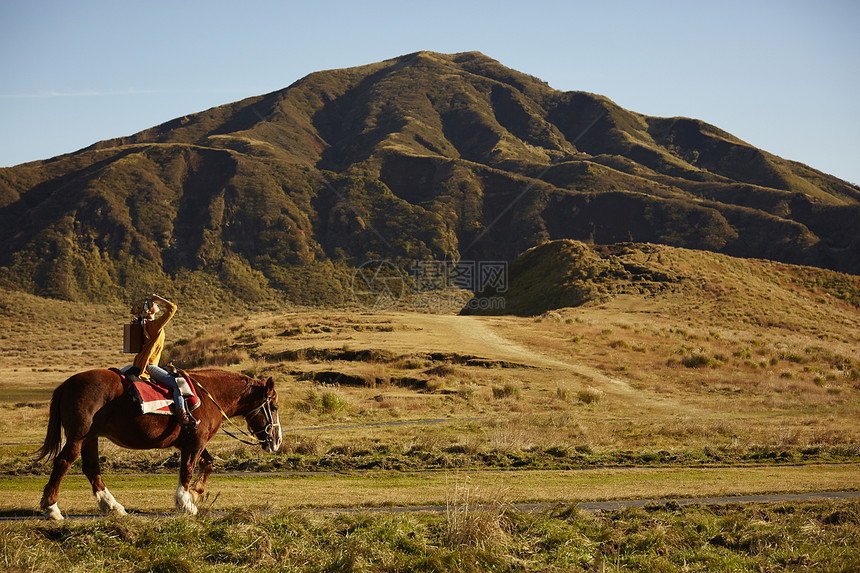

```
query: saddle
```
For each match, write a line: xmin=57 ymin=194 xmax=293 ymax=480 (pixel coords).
xmin=112 ymin=367 xmax=201 ymax=416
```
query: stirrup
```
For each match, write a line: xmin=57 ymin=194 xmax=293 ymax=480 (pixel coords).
xmin=183 ymin=410 xmax=199 ymax=429
xmin=175 ymin=407 xmax=198 ymax=429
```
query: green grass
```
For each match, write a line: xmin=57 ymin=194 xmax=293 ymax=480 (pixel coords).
xmin=1 ymin=499 xmax=858 ymax=572
xmin=4 ymin=437 xmax=860 ymax=478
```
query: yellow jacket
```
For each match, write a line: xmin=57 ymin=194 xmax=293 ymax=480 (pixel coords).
xmin=132 ymin=299 xmax=177 ymax=380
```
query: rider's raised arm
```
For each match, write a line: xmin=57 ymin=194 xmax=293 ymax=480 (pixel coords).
xmin=148 ymin=296 xmax=177 ymax=332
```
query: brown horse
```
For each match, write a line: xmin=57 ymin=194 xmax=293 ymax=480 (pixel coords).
xmin=36 ymin=368 xmax=282 ymax=520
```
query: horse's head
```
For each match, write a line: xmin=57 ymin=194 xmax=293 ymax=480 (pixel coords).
xmin=244 ymin=377 xmax=282 ymax=453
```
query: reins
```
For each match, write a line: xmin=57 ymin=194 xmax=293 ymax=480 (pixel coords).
xmin=182 ymin=369 xmax=273 ymax=447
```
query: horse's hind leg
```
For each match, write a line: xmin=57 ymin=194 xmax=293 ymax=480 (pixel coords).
xmin=40 ymin=439 xmax=82 ymax=520
xmin=82 ymin=438 xmax=126 ymax=516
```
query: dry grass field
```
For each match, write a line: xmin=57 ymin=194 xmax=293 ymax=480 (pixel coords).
xmin=2 ymin=249 xmax=860 ymax=571
xmin=1 ymin=246 xmax=859 ymax=515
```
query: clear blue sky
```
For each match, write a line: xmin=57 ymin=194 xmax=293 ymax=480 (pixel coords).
xmin=2 ymin=0 xmax=859 ymax=184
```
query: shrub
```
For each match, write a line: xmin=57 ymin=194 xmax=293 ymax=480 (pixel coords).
xmin=301 ymin=389 xmax=349 ymax=415
xmin=492 ymin=383 xmax=520 ymax=400
xmin=681 ymin=353 xmax=718 ymax=368
xmin=164 ymin=334 xmax=248 ymax=368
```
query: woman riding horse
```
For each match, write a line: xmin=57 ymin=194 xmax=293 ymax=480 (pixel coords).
xmin=37 ymin=368 xmax=282 ymax=519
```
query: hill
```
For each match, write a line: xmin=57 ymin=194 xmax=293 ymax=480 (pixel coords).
xmin=461 ymin=239 xmax=860 ymax=316
xmin=1 ymin=51 xmax=858 ymax=304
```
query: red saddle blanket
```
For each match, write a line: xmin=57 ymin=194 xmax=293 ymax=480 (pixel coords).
xmin=113 ymin=368 xmax=201 ymax=416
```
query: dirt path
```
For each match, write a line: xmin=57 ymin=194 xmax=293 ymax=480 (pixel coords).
xmin=390 ymin=313 xmax=672 ymax=411
xmin=447 ymin=315 xmax=635 ymax=390
xmin=394 ymin=313 xmax=608 ymax=372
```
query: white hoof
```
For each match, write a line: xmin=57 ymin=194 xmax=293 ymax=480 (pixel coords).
xmin=95 ymin=488 xmax=127 ymax=516
xmin=175 ymin=484 xmax=198 ymax=516
xmin=43 ymin=503 xmax=63 ymax=520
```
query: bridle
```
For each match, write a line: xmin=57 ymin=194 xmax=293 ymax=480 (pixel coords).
xmin=244 ymin=398 xmax=279 ymax=449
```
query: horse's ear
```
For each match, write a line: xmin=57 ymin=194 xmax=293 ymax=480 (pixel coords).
xmin=265 ymin=376 xmax=275 ymax=391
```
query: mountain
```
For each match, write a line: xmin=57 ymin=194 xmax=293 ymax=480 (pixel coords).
xmin=1 ymin=51 xmax=858 ymax=305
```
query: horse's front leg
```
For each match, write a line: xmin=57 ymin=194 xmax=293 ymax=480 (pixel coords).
xmin=175 ymin=444 xmax=204 ymax=515
xmin=190 ymin=449 xmax=214 ymax=502
xmin=82 ymin=437 xmax=126 ymax=516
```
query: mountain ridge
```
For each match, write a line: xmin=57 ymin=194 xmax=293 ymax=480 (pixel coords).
xmin=0 ymin=50 xmax=857 ymax=304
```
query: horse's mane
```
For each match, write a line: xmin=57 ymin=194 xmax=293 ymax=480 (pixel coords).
xmin=186 ymin=368 xmax=263 ymax=397
xmin=188 ymin=368 xmax=253 ymax=383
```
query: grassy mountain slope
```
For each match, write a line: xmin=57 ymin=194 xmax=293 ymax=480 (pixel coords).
xmin=0 ymin=51 xmax=857 ymax=304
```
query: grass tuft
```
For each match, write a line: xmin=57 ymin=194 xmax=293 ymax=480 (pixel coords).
xmin=577 ymin=387 xmax=604 ymax=404
xmin=445 ymin=475 xmax=512 ymax=550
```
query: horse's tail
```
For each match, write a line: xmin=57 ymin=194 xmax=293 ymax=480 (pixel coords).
xmin=34 ymin=384 xmax=64 ymax=462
